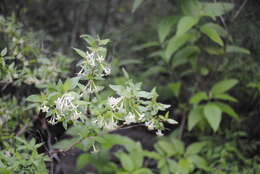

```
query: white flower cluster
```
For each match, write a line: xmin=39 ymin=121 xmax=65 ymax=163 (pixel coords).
xmin=77 ymin=51 xmax=111 ymax=77
xmin=48 ymin=93 xmax=81 ymax=125
xmin=107 ymin=96 xmax=123 ymax=110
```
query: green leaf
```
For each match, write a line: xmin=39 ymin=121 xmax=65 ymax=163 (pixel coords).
xmin=1 ymin=48 xmax=7 ymax=57
xmin=133 ymin=168 xmax=153 ymax=174
xmin=181 ymin=0 xmax=201 ymax=17
xmin=165 ymin=34 xmax=193 ymax=62
xmin=226 ymin=45 xmax=250 ymax=55
xmin=189 ymin=92 xmax=208 ymax=104
xmin=203 ymin=23 xmax=228 ymax=38
xmin=157 ymin=141 xmax=176 ymax=156
xmin=172 ymin=46 xmax=200 ymax=68
xmin=170 ymin=138 xmax=185 ymax=154
xmin=26 ymin=95 xmax=43 ymax=103
xmin=203 ymin=103 xmax=222 ymax=132
xmin=200 ymin=24 xmax=224 ymax=46
xmin=168 ymin=82 xmax=182 ymax=97
xmin=200 ymin=2 xmax=234 ymax=18
xmin=188 ymin=106 xmax=204 ymax=131
xmin=210 ymin=79 xmax=238 ymax=95
xmin=212 ymin=93 xmax=238 ymax=102
xmin=158 ymin=16 xmax=178 ymax=43
xmin=76 ymin=154 xmax=90 ymax=170
xmin=116 ymin=151 xmax=135 ymax=172
xmin=215 ymin=102 xmax=240 ymax=120
xmin=73 ymin=48 xmax=87 ymax=58
xmin=63 ymin=79 xmax=73 ymax=91
xmin=132 ymin=0 xmax=144 ymax=13
xmin=53 ymin=137 xmax=81 ymax=151
xmin=132 ymin=41 xmax=160 ymax=51
xmin=188 ymin=155 xmax=208 ymax=170
xmin=186 ymin=142 xmax=207 ymax=155
xmin=176 ymin=16 xmax=199 ymax=37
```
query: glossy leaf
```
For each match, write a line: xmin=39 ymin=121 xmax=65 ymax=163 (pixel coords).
xmin=189 ymin=92 xmax=208 ymax=104
xmin=158 ymin=16 xmax=179 ymax=43
xmin=188 ymin=106 xmax=204 ymax=131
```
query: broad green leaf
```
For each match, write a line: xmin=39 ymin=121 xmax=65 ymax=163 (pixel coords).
xmin=157 ymin=141 xmax=176 ymax=156
xmin=165 ymin=34 xmax=193 ymax=62
xmin=203 ymin=103 xmax=222 ymax=132
xmin=188 ymin=155 xmax=208 ymax=170
xmin=212 ymin=93 xmax=238 ymax=102
xmin=200 ymin=2 xmax=234 ymax=18
xmin=203 ymin=23 xmax=228 ymax=38
xmin=186 ymin=142 xmax=207 ymax=155
xmin=53 ymin=137 xmax=81 ymax=151
xmin=73 ymin=48 xmax=87 ymax=58
xmin=215 ymin=102 xmax=239 ymax=120
xmin=77 ymin=154 xmax=90 ymax=170
xmin=226 ymin=45 xmax=250 ymax=55
xmin=158 ymin=16 xmax=179 ymax=43
xmin=178 ymin=159 xmax=192 ymax=174
xmin=133 ymin=168 xmax=153 ymax=174
xmin=200 ymin=24 xmax=224 ymax=46
xmin=132 ymin=0 xmax=144 ymax=13
xmin=116 ymin=152 xmax=135 ymax=172
xmin=63 ymin=79 xmax=73 ymax=91
xmin=188 ymin=106 xmax=204 ymax=131
xmin=181 ymin=0 xmax=201 ymax=17
xmin=176 ymin=16 xmax=199 ymax=36
xmin=210 ymin=79 xmax=238 ymax=95
xmin=170 ymin=138 xmax=185 ymax=154
xmin=189 ymin=92 xmax=208 ymax=104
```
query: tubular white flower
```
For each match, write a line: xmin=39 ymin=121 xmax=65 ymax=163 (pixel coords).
xmin=145 ymin=120 xmax=155 ymax=130
xmin=156 ymin=130 xmax=164 ymax=136
xmin=55 ymin=93 xmax=77 ymax=112
xmin=124 ymin=112 xmax=136 ymax=125
xmin=108 ymin=96 xmax=123 ymax=110
xmin=103 ymin=67 xmax=111 ymax=75
xmin=40 ymin=105 xmax=49 ymax=113
xmin=86 ymin=51 xmax=96 ymax=66
xmin=96 ymin=55 xmax=104 ymax=63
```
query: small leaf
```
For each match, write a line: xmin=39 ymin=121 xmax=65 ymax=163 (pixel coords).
xmin=1 ymin=48 xmax=7 ymax=57
xmin=210 ymin=79 xmax=238 ymax=95
xmin=203 ymin=103 xmax=222 ymax=132
xmin=176 ymin=16 xmax=199 ymax=36
xmin=200 ymin=24 xmax=224 ymax=46
xmin=188 ymin=106 xmax=204 ymax=131
xmin=132 ymin=0 xmax=144 ymax=13
xmin=158 ymin=16 xmax=178 ymax=43
xmin=167 ymin=119 xmax=178 ymax=124
xmin=189 ymin=92 xmax=208 ymax=104
xmin=226 ymin=45 xmax=250 ymax=55
xmin=73 ymin=48 xmax=87 ymax=58
xmin=26 ymin=95 xmax=43 ymax=103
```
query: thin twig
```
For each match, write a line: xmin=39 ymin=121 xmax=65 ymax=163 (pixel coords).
xmin=232 ymin=0 xmax=248 ymax=21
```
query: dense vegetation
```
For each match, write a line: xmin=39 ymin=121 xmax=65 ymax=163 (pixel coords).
xmin=0 ymin=0 xmax=260 ymax=173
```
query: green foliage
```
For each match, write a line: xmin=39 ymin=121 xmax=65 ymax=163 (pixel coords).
xmin=0 ymin=137 xmax=49 ymax=174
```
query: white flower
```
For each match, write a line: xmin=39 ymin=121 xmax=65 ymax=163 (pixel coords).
xmin=55 ymin=93 xmax=76 ymax=112
xmin=108 ymin=96 xmax=123 ymax=110
xmin=86 ymin=51 xmax=96 ymax=66
xmin=139 ymin=113 xmax=145 ymax=121
xmin=103 ymin=67 xmax=111 ymax=75
xmin=124 ymin=112 xmax=136 ymax=125
xmin=145 ymin=121 xmax=155 ymax=130
xmin=96 ymin=55 xmax=104 ymax=63
xmin=156 ymin=130 xmax=164 ymax=136
xmin=105 ymin=118 xmax=117 ymax=130
xmin=72 ymin=111 xmax=81 ymax=120
xmin=40 ymin=105 xmax=49 ymax=113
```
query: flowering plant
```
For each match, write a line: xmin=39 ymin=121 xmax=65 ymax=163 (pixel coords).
xmin=27 ymin=35 xmax=177 ymax=135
